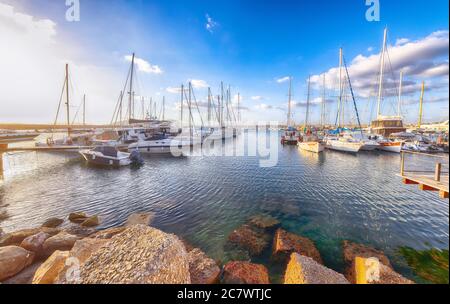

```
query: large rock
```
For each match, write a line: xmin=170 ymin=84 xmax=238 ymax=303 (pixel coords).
xmin=32 ymin=250 xmax=69 ymax=284
xmin=188 ymin=248 xmax=220 ymax=284
xmin=248 ymin=214 xmax=281 ymax=231
xmin=222 ymin=261 xmax=270 ymax=284
xmin=89 ymin=227 xmax=126 ymax=239
xmin=68 ymin=212 xmax=88 ymax=224
xmin=63 ymin=225 xmax=96 ymax=238
xmin=272 ymin=229 xmax=323 ymax=264
xmin=0 ymin=227 xmax=60 ymax=247
xmin=342 ymin=240 xmax=392 ymax=282
xmin=125 ymin=212 xmax=155 ymax=226
xmin=56 ymin=238 xmax=109 ymax=283
xmin=0 ymin=246 xmax=35 ymax=281
xmin=20 ymin=232 xmax=51 ymax=257
xmin=42 ymin=218 xmax=64 ymax=228
xmin=350 ymin=257 xmax=414 ymax=284
xmin=42 ymin=232 xmax=80 ymax=257
xmin=80 ymin=216 xmax=100 ymax=228
xmin=0 ymin=227 xmax=4 ymax=238
xmin=77 ymin=225 xmax=190 ymax=284
xmin=2 ymin=262 xmax=43 ymax=284
xmin=227 ymin=224 xmax=270 ymax=256
xmin=284 ymin=253 xmax=349 ymax=284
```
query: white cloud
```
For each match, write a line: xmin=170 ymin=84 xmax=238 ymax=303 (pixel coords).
xmin=189 ymin=79 xmax=209 ymax=88
xmin=205 ymin=14 xmax=218 ymax=33
xmin=166 ymin=86 xmax=182 ymax=94
xmin=0 ymin=3 xmax=127 ymax=123
xmin=276 ymin=76 xmax=291 ymax=83
xmin=310 ymin=30 xmax=449 ymax=99
xmin=395 ymin=38 xmax=410 ymax=46
xmin=251 ymin=96 xmax=264 ymax=101
xmin=367 ymin=46 xmax=374 ymax=52
xmin=254 ymin=103 xmax=273 ymax=110
xmin=124 ymin=55 xmax=163 ymax=74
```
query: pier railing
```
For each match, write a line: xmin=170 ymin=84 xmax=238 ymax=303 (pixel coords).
xmin=400 ymin=151 xmax=449 ymax=199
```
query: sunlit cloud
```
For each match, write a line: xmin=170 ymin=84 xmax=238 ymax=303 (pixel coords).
xmin=276 ymin=76 xmax=290 ymax=83
xmin=124 ymin=55 xmax=163 ymax=74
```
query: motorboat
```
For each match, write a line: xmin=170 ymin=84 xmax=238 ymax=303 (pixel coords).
xmin=80 ymin=146 xmax=141 ymax=167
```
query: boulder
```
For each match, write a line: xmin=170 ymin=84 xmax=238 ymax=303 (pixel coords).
xmin=89 ymin=227 xmax=126 ymax=239
xmin=32 ymin=250 xmax=69 ymax=284
xmin=188 ymin=248 xmax=220 ymax=284
xmin=272 ymin=229 xmax=323 ymax=264
xmin=63 ymin=225 xmax=96 ymax=238
xmin=283 ymin=253 xmax=349 ymax=284
xmin=77 ymin=225 xmax=190 ymax=284
xmin=0 ymin=227 xmax=60 ymax=247
xmin=350 ymin=257 xmax=414 ymax=284
xmin=80 ymin=216 xmax=100 ymax=228
xmin=342 ymin=240 xmax=391 ymax=267
xmin=222 ymin=261 xmax=270 ymax=284
xmin=68 ymin=212 xmax=88 ymax=224
xmin=248 ymin=214 xmax=280 ymax=231
xmin=42 ymin=218 xmax=64 ymax=228
xmin=0 ymin=227 xmax=4 ymax=238
xmin=227 ymin=224 xmax=270 ymax=256
xmin=20 ymin=232 xmax=51 ymax=257
xmin=2 ymin=262 xmax=43 ymax=284
xmin=125 ymin=212 xmax=155 ymax=226
xmin=56 ymin=238 xmax=109 ymax=284
xmin=0 ymin=246 xmax=35 ymax=281
xmin=42 ymin=232 xmax=80 ymax=257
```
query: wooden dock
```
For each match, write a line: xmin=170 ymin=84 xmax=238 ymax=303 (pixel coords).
xmin=399 ymin=151 xmax=449 ymax=199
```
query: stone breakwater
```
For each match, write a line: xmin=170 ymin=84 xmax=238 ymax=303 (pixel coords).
xmin=0 ymin=212 xmax=414 ymax=284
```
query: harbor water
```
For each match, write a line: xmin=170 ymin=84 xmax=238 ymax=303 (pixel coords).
xmin=0 ymin=131 xmax=448 ymax=283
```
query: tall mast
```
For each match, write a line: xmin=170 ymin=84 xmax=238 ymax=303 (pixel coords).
xmin=83 ymin=94 xmax=86 ymax=126
xmin=398 ymin=70 xmax=403 ymax=117
xmin=237 ymin=93 xmax=241 ymax=123
xmin=207 ymin=88 xmax=212 ymax=125
xmin=180 ymin=84 xmax=184 ymax=129
xmin=418 ymin=81 xmax=425 ymax=129
xmin=377 ymin=27 xmax=388 ymax=119
xmin=128 ymin=53 xmax=135 ymax=122
xmin=141 ymin=96 xmax=145 ymax=120
xmin=65 ymin=63 xmax=71 ymax=137
xmin=336 ymin=48 xmax=343 ymax=127
xmin=321 ymin=74 xmax=326 ymax=127
xmin=287 ymin=77 xmax=292 ymax=127
xmin=162 ymin=96 xmax=166 ymax=121
xmin=189 ymin=82 xmax=193 ymax=142
xmin=305 ymin=76 xmax=311 ymax=130
xmin=220 ymin=82 xmax=224 ymax=127
xmin=119 ymin=91 xmax=123 ymax=126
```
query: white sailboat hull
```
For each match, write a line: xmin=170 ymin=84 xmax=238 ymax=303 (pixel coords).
xmin=298 ymin=142 xmax=325 ymax=153
xmin=377 ymin=142 xmax=403 ymax=153
xmin=326 ymin=140 xmax=362 ymax=153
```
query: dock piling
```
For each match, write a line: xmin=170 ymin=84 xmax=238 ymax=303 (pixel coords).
xmin=435 ymin=162 xmax=442 ymax=182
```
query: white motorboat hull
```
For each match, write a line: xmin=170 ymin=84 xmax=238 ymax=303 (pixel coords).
xmin=80 ymin=151 xmax=132 ymax=167
xmin=298 ymin=142 xmax=325 ymax=153
xmin=128 ymin=138 xmax=201 ymax=154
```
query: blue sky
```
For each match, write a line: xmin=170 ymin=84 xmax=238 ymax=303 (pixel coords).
xmin=0 ymin=0 xmax=448 ymax=124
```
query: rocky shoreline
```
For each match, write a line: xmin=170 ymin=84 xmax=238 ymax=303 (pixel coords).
xmin=0 ymin=212 xmax=414 ymax=284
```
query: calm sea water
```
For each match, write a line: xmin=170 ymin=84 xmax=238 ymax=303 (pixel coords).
xmin=1 ymin=131 xmax=448 ymax=283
